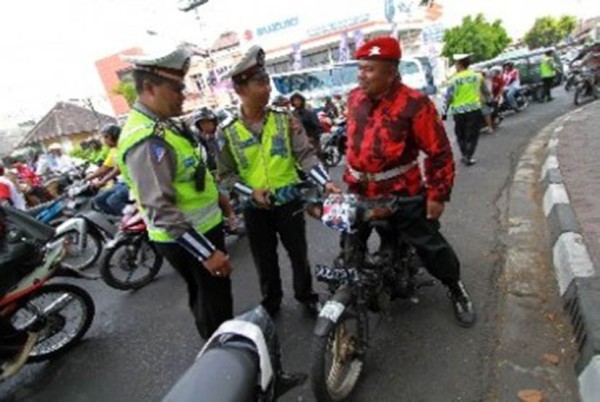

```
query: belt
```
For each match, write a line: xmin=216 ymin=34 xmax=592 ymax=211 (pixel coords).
xmin=348 ymin=161 xmax=418 ymax=183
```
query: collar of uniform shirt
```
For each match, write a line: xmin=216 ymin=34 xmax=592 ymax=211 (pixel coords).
xmin=134 ymin=101 xmax=187 ymax=136
xmin=237 ymin=105 xmax=270 ymax=138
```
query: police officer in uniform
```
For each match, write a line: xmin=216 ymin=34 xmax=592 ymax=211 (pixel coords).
xmin=117 ymin=44 xmax=233 ymax=339
xmin=217 ymin=45 xmax=339 ymax=316
xmin=444 ymin=54 xmax=490 ymax=166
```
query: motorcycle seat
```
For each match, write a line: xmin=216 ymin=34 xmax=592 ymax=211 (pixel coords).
xmin=163 ymin=346 xmax=259 ymax=402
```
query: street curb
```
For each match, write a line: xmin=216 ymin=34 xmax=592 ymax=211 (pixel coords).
xmin=538 ymin=103 xmax=600 ymax=402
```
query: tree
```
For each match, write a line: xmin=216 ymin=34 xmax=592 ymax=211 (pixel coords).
xmin=442 ymin=14 xmax=511 ymax=63
xmin=523 ymin=15 xmax=577 ymax=49
xmin=113 ymin=80 xmax=137 ymax=107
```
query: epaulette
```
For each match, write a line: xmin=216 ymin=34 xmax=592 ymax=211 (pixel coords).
xmin=218 ymin=115 xmax=238 ymax=131
xmin=268 ymin=105 xmax=288 ymax=114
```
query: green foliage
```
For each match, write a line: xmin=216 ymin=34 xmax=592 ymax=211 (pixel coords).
xmin=523 ymin=15 xmax=577 ymax=49
xmin=113 ymin=80 xmax=137 ymax=107
xmin=442 ymin=14 xmax=511 ymax=63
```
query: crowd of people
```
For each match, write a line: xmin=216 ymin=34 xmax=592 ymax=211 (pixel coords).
xmin=11 ymin=35 xmax=564 ymax=376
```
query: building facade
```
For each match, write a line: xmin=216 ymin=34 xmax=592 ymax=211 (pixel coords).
xmin=95 ymin=48 xmax=141 ymax=117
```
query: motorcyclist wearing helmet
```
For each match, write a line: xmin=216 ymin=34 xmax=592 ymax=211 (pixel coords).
xmin=192 ymin=107 xmax=241 ymax=234
xmin=192 ymin=108 xmax=219 ymax=172
xmin=85 ymin=124 xmax=130 ymax=216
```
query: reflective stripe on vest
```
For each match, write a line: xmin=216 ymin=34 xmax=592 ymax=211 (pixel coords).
xmin=449 ymin=70 xmax=482 ymax=115
xmin=223 ymin=111 xmax=299 ymax=191
xmin=117 ymin=109 xmax=222 ymax=242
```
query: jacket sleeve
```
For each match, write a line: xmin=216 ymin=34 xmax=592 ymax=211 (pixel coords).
xmin=126 ymin=139 xmax=216 ymax=261
xmin=412 ymin=97 xmax=455 ymax=202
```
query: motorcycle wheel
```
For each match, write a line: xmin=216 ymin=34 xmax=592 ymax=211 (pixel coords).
xmin=10 ymin=283 xmax=95 ymax=362
xmin=515 ymin=93 xmax=530 ymax=111
xmin=57 ymin=229 xmax=102 ymax=271
xmin=100 ymin=237 xmax=163 ymax=290
xmin=322 ymin=144 xmax=342 ymax=168
xmin=311 ymin=313 xmax=364 ymax=402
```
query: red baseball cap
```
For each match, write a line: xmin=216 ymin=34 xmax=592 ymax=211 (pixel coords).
xmin=355 ymin=36 xmax=402 ymax=61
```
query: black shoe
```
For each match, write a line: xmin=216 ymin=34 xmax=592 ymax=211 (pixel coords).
xmin=446 ymin=281 xmax=476 ymax=328
xmin=460 ymin=156 xmax=469 ymax=165
xmin=465 ymin=157 xmax=477 ymax=166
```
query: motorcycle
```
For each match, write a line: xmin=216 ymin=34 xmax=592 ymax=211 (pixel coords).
xmin=163 ymin=305 xmax=306 ymax=402
xmin=564 ymin=67 xmax=582 ymax=92
xmin=306 ymin=193 xmax=434 ymax=402
xmin=574 ymin=68 xmax=599 ymax=106
xmin=100 ymin=205 xmax=163 ymax=290
xmin=499 ymin=86 xmax=530 ymax=114
xmin=0 ymin=205 xmax=96 ymax=380
xmin=320 ymin=118 xmax=347 ymax=168
xmin=24 ymin=181 xmax=96 ymax=227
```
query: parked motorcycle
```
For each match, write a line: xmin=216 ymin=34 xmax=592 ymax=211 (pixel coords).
xmin=306 ymin=193 xmax=434 ymax=402
xmin=100 ymin=205 xmax=163 ymax=290
xmin=320 ymin=118 xmax=347 ymax=168
xmin=574 ymin=68 xmax=599 ymax=106
xmin=564 ymin=67 xmax=582 ymax=92
xmin=163 ymin=305 xmax=306 ymax=402
xmin=0 ymin=205 xmax=96 ymax=380
xmin=24 ymin=181 xmax=95 ymax=227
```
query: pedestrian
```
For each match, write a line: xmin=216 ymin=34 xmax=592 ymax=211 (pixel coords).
xmin=445 ymin=53 xmax=490 ymax=166
xmin=117 ymin=44 xmax=233 ymax=339
xmin=478 ymin=69 xmax=495 ymax=134
xmin=345 ymin=36 xmax=475 ymax=327
xmin=290 ymin=91 xmax=323 ymax=151
xmin=540 ymin=50 xmax=557 ymax=102
xmin=217 ymin=45 xmax=340 ymax=316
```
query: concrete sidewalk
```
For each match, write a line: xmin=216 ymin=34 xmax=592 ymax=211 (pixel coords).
xmin=539 ymin=100 xmax=600 ymax=401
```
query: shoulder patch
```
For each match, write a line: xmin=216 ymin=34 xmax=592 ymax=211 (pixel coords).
xmin=150 ymin=142 xmax=167 ymax=163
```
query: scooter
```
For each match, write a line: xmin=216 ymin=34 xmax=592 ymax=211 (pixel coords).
xmin=163 ymin=305 xmax=306 ymax=402
xmin=320 ymin=118 xmax=347 ymax=168
xmin=0 ymin=205 xmax=96 ymax=380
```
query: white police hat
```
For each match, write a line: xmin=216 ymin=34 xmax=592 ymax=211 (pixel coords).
xmin=226 ymin=45 xmax=268 ymax=84
xmin=122 ymin=44 xmax=192 ymax=82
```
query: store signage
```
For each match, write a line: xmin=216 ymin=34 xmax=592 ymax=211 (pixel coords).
xmin=307 ymin=14 xmax=370 ymax=38
xmin=256 ymin=17 xmax=300 ymax=37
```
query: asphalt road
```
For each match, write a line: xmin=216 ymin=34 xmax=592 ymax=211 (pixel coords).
xmin=0 ymin=89 xmax=579 ymax=402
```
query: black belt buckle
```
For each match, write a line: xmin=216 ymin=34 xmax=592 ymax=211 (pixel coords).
xmin=194 ymin=163 xmax=206 ymax=192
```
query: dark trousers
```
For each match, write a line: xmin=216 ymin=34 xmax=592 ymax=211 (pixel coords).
xmin=454 ymin=110 xmax=483 ymax=159
xmin=542 ymin=77 xmax=554 ymax=101
xmin=345 ymin=198 xmax=460 ymax=285
xmin=243 ymin=200 xmax=317 ymax=311
xmin=154 ymin=224 xmax=233 ymax=339
xmin=93 ymin=182 xmax=130 ymax=216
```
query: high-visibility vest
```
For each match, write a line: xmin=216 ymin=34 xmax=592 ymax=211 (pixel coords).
xmin=449 ymin=69 xmax=482 ymax=115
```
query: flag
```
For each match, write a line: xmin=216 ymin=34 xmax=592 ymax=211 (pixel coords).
xmin=292 ymin=43 xmax=303 ymax=71
xmin=338 ymin=32 xmax=349 ymax=62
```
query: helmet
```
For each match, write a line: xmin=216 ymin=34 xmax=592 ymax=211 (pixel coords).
xmin=192 ymin=107 xmax=217 ymax=125
xmin=272 ymin=95 xmax=289 ymax=105
xmin=101 ymin=124 xmax=121 ymax=140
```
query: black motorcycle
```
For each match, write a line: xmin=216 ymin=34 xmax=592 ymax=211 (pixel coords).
xmin=320 ymin=119 xmax=347 ymax=168
xmin=574 ymin=69 xmax=599 ymax=106
xmin=162 ymin=305 xmax=306 ymax=402
xmin=499 ymin=86 xmax=530 ymax=113
xmin=307 ymin=194 xmax=434 ymax=402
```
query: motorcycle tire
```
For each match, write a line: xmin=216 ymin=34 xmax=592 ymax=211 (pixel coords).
xmin=311 ymin=313 xmax=364 ymax=402
xmin=100 ymin=238 xmax=163 ymax=290
xmin=10 ymin=283 xmax=95 ymax=362
xmin=57 ymin=229 xmax=102 ymax=271
xmin=515 ymin=94 xmax=529 ymax=111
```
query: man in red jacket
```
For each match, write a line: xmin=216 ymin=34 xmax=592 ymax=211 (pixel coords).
xmin=343 ymin=36 xmax=475 ymax=327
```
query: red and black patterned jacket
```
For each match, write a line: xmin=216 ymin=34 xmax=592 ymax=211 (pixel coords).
xmin=344 ymin=80 xmax=455 ymax=202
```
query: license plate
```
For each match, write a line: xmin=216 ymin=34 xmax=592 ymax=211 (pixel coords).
xmin=316 ymin=264 xmax=359 ymax=284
